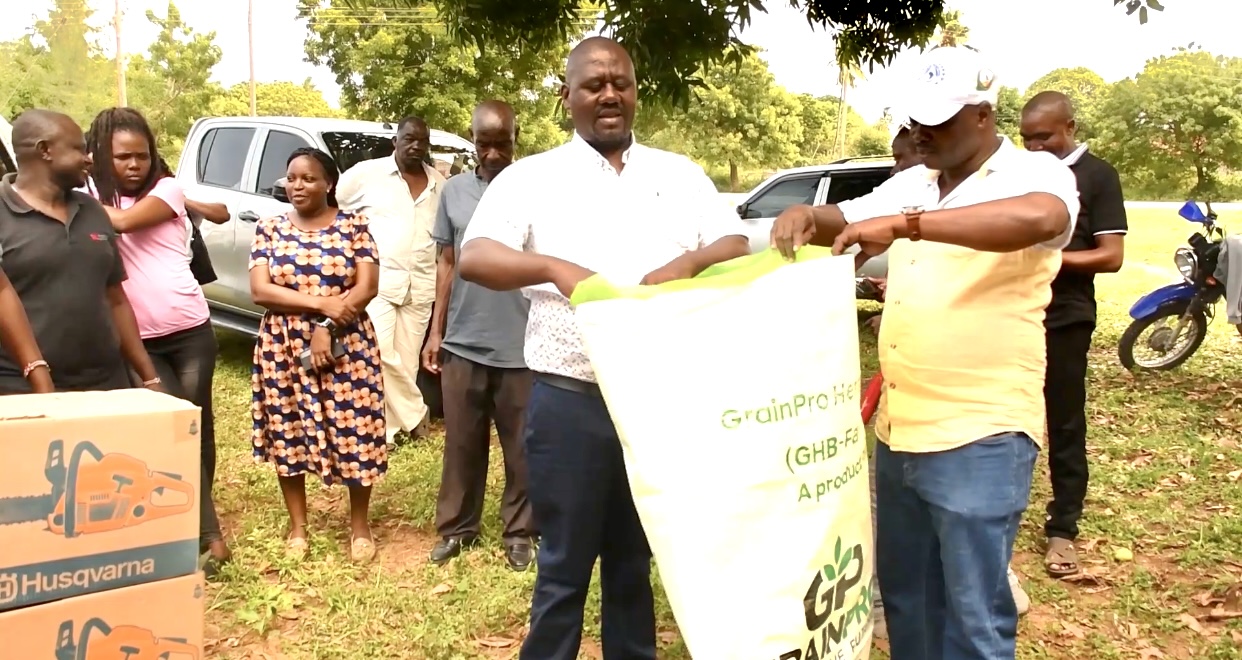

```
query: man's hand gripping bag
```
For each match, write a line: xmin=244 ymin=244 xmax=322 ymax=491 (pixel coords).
xmin=571 ymin=248 xmax=874 ymax=660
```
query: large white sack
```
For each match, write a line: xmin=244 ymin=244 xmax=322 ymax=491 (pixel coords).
xmin=571 ymin=247 xmax=874 ymax=660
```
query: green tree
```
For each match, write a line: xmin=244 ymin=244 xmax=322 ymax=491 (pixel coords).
xmin=1023 ymin=67 xmax=1108 ymax=140
xmin=209 ymin=81 xmax=339 ymax=119
xmin=1094 ymin=50 xmax=1242 ymax=200
xmin=300 ymin=0 xmax=572 ymax=155
xmin=675 ymin=52 xmax=803 ymax=191
xmin=0 ymin=0 xmax=112 ymax=126
xmin=850 ymin=123 xmax=892 ymax=157
xmin=795 ymin=94 xmax=867 ymax=165
xmin=930 ymin=9 xmax=969 ymax=47
xmin=361 ymin=0 xmax=1158 ymax=102
xmin=994 ymin=86 xmax=1023 ymax=142
xmin=125 ymin=2 xmax=225 ymax=158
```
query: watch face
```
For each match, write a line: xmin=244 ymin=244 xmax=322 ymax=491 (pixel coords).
xmin=902 ymin=205 xmax=924 ymax=215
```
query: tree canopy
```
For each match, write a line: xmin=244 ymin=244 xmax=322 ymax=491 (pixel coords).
xmin=300 ymin=0 xmax=574 ymax=155
xmin=1093 ymin=50 xmax=1242 ymax=200
xmin=356 ymin=0 xmax=1164 ymax=103
xmin=126 ymin=2 xmax=224 ymax=157
xmin=1023 ymin=67 xmax=1109 ymax=141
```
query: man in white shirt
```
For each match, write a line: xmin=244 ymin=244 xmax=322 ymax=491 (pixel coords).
xmin=458 ymin=36 xmax=750 ymax=660
xmin=337 ymin=117 xmax=446 ymax=442
xmin=772 ymin=46 xmax=1078 ymax=660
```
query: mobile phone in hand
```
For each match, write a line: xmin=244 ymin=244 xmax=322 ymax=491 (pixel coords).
xmin=299 ymin=339 xmax=347 ymax=372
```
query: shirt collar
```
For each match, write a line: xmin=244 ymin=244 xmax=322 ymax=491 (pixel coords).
xmin=1061 ymin=143 xmax=1089 ymax=166
xmin=570 ymin=132 xmax=636 ymax=173
xmin=386 ymin=156 xmax=442 ymax=189
xmin=0 ymin=173 xmax=82 ymax=220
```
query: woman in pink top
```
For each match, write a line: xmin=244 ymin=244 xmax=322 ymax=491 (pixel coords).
xmin=85 ymin=108 xmax=232 ymax=573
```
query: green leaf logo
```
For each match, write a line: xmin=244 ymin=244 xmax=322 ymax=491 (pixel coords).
xmin=834 ymin=537 xmax=843 ymax=564
xmin=822 ymin=562 xmax=837 ymax=582
xmin=837 ymin=546 xmax=854 ymax=578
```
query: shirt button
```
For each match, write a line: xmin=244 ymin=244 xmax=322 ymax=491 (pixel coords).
xmin=889 ymin=382 xmax=897 ymax=390
xmin=910 ymin=259 xmax=916 ymax=265
xmin=890 ymin=343 xmax=897 ymax=349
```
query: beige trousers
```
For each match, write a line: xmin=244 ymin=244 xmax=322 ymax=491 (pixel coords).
xmin=367 ymin=289 xmax=433 ymax=440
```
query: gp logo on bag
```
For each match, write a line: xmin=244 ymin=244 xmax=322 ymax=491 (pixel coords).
xmin=775 ymin=537 xmax=872 ymax=660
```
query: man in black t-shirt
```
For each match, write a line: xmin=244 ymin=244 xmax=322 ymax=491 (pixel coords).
xmin=1021 ymin=91 xmax=1128 ymax=578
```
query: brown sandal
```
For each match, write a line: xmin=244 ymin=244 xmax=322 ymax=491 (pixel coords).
xmin=1045 ymin=537 xmax=1080 ymax=578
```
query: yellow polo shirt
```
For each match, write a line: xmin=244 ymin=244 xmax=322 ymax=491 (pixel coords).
xmin=837 ymin=138 xmax=1081 ymax=453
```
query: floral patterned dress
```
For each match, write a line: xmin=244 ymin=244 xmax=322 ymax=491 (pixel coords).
xmin=249 ymin=212 xmax=387 ymax=487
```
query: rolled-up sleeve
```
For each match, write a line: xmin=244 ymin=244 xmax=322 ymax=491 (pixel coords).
xmin=461 ymin=167 xmax=530 ymax=251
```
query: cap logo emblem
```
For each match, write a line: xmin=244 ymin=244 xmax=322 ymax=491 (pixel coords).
xmin=976 ymin=68 xmax=996 ymax=91
xmin=923 ymin=63 xmax=947 ymax=84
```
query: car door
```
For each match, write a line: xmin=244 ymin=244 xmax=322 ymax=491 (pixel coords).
xmin=214 ymin=127 xmax=315 ymax=317
xmin=736 ymin=173 xmax=827 ymax=253
xmin=190 ymin=124 xmax=261 ymax=312
xmin=821 ymin=168 xmax=896 ymax=278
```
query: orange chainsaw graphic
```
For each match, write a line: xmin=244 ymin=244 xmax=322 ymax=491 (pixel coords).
xmin=55 ymin=618 xmax=199 ymax=660
xmin=0 ymin=440 xmax=195 ymax=537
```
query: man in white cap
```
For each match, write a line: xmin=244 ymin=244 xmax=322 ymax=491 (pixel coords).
xmin=771 ymin=46 xmax=1078 ymax=659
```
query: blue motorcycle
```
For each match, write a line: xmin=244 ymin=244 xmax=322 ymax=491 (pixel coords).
xmin=1119 ymin=200 xmax=1227 ymax=371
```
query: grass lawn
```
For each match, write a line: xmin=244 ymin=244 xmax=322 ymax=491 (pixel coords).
xmin=202 ymin=207 xmax=1242 ymax=659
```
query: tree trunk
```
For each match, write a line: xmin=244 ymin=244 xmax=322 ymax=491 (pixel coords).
xmin=730 ymin=160 xmax=739 ymax=192
xmin=835 ymin=79 xmax=849 ymax=159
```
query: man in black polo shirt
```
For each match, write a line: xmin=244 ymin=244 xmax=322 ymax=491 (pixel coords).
xmin=1021 ymin=91 xmax=1127 ymax=578
xmin=0 ymin=109 xmax=161 ymax=395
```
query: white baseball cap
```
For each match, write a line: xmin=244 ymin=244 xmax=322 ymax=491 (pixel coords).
xmin=900 ymin=46 xmax=1000 ymax=127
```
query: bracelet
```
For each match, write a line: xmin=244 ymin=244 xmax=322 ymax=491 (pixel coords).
xmin=142 ymin=377 xmax=162 ymax=387
xmin=22 ymin=360 xmax=49 ymax=378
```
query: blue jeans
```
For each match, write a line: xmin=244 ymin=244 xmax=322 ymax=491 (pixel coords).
xmin=520 ymin=379 xmax=656 ymax=660
xmin=875 ymin=433 xmax=1038 ymax=660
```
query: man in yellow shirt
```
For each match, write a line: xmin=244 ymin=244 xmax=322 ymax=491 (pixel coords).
xmin=773 ymin=46 xmax=1080 ymax=659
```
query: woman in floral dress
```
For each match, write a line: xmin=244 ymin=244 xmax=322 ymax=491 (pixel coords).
xmin=248 ymin=147 xmax=385 ymax=563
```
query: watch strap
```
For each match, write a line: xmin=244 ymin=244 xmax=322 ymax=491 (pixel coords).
xmin=902 ymin=206 xmax=924 ymax=242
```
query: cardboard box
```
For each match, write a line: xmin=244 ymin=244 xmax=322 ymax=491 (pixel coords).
xmin=0 ymin=389 xmax=201 ymax=611
xmin=0 ymin=572 xmax=204 ymax=659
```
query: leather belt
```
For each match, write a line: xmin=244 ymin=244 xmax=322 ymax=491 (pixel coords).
xmin=534 ymin=372 xmax=602 ymax=398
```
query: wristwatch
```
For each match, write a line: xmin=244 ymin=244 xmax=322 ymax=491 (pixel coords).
xmin=902 ymin=205 xmax=924 ymax=242
xmin=317 ymin=317 xmax=337 ymax=332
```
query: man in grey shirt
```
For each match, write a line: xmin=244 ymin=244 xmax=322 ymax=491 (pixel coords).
xmin=423 ymin=101 xmax=536 ymax=570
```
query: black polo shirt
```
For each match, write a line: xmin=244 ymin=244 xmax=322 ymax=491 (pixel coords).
xmin=0 ymin=175 xmax=130 ymax=393
xmin=1045 ymin=150 xmax=1128 ymax=330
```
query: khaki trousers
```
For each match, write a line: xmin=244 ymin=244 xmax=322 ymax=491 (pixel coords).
xmin=367 ymin=289 xmax=433 ymax=440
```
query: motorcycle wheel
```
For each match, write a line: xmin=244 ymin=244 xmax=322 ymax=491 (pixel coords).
xmin=1118 ymin=302 xmax=1208 ymax=371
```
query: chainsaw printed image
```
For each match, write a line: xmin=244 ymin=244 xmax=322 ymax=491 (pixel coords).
xmin=55 ymin=618 xmax=199 ymax=660
xmin=0 ymin=440 xmax=195 ymax=538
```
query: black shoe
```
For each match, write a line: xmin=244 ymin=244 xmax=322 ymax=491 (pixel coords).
xmin=429 ymin=536 xmax=475 ymax=565
xmin=504 ymin=539 xmax=536 ymax=572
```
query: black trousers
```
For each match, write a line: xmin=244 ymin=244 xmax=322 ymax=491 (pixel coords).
xmin=520 ymin=376 xmax=656 ymax=660
xmin=138 ymin=321 xmax=223 ymax=546
xmin=434 ymin=351 xmax=535 ymax=541
xmin=1044 ymin=322 xmax=1094 ymax=541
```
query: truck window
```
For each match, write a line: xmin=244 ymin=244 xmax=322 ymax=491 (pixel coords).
xmin=322 ymin=131 xmax=476 ymax=176
xmin=824 ymin=170 xmax=891 ymax=205
xmin=322 ymin=132 xmax=396 ymax=173
xmin=255 ymin=131 xmax=313 ymax=196
xmin=197 ymin=127 xmax=256 ymax=190
xmin=743 ymin=175 xmax=823 ymax=219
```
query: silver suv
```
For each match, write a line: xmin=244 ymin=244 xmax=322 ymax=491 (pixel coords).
xmin=175 ymin=116 xmax=476 ymax=335
xmin=733 ymin=157 xmax=895 ymax=280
